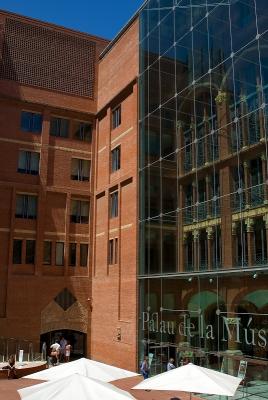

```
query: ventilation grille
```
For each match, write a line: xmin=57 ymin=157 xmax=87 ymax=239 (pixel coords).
xmin=54 ymin=288 xmax=77 ymax=311
xmin=0 ymin=18 xmax=96 ymax=98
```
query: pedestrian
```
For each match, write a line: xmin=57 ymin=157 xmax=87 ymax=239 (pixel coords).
xmin=65 ymin=340 xmax=72 ymax=362
xmin=50 ymin=340 xmax=61 ymax=365
xmin=2 ymin=355 xmax=17 ymax=379
xmin=140 ymin=356 xmax=150 ymax=379
xmin=59 ymin=336 xmax=67 ymax=362
xmin=167 ymin=357 xmax=176 ymax=371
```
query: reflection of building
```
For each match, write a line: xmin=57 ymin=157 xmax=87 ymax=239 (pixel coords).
xmin=138 ymin=0 xmax=268 ymax=392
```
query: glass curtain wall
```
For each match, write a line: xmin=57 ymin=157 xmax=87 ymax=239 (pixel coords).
xmin=139 ymin=0 xmax=268 ymax=396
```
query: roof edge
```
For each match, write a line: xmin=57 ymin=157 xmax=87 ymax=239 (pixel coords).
xmin=0 ymin=8 xmax=110 ymax=44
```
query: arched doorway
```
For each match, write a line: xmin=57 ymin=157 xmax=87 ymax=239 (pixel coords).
xmin=40 ymin=330 xmax=86 ymax=360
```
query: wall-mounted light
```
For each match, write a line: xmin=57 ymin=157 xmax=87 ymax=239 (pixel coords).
xmin=209 ymin=278 xmax=213 ymax=284
xmin=253 ymin=273 xmax=258 ymax=279
xmin=188 ymin=277 xmax=193 ymax=282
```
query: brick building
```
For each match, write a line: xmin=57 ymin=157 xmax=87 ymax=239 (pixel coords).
xmin=2 ymin=2 xmax=268 ymax=396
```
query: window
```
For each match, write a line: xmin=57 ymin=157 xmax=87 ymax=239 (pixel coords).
xmin=73 ymin=121 xmax=92 ymax=142
xmin=69 ymin=243 xmax=76 ymax=266
xmin=18 ymin=151 xmax=40 ymax=175
xmin=43 ymin=241 xmax=52 ymax=265
xmin=13 ymin=239 xmax=22 ymax=264
xmin=21 ymin=111 xmax=42 ymax=133
xmin=50 ymin=117 xmax=69 ymax=138
xmin=110 ymin=192 xmax=118 ymax=218
xmin=70 ymin=200 xmax=89 ymax=224
xmin=55 ymin=242 xmax=64 ymax=266
xmin=71 ymin=159 xmax=90 ymax=181
xmin=111 ymin=146 xmax=121 ymax=172
xmin=108 ymin=239 xmax=114 ymax=265
xmin=15 ymin=194 xmax=37 ymax=219
xmin=25 ymin=240 xmax=35 ymax=264
xmin=108 ymin=238 xmax=118 ymax=265
xmin=112 ymin=105 xmax=121 ymax=129
xmin=80 ymin=244 xmax=88 ymax=267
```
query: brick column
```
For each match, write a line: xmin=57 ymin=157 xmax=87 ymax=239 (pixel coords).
xmin=245 ymin=217 xmax=254 ymax=267
xmin=215 ymin=91 xmax=230 ymax=159
xmin=220 ymin=166 xmax=233 ymax=268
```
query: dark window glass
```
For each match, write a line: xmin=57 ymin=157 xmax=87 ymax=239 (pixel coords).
xmin=25 ymin=240 xmax=35 ymax=264
xmin=69 ymin=243 xmax=76 ymax=266
xmin=13 ymin=239 xmax=22 ymax=264
xmin=110 ymin=192 xmax=118 ymax=218
xmin=112 ymin=106 xmax=121 ymax=129
xmin=73 ymin=122 xmax=92 ymax=142
xmin=55 ymin=242 xmax=64 ymax=266
xmin=70 ymin=200 xmax=89 ymax=224
xmin=71 ymin=159 xmax=90 ymax=181
xmin=114 ymin=238 xmax=118 ymax=264
xmin=43 ymin=241 xmax=52 ymax=265
xmin=50 ymin=117 xmax=69 ymax=138
xmin=108 ymin=239 xmax=114 ymax=264
xmin=80 ymin=244 xmax=88 ymax=267
xmin=18 ymin=151 xmax=40 ymax=175
xmin=111 ymin=146 xmax=121 ymax=172
xmin=15 ymin=194 xmax=37 ymax=219
xmin=21 ymin=111 xmax=42 ymax=133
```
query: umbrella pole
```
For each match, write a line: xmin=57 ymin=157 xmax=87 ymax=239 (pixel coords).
xmin=190 ymin=392 xmax=192 ymax=400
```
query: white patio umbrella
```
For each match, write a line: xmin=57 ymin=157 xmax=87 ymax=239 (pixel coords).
xmin=23 ymin=357 xmax=139 ymax=382
xmin=132 ymin=363 xmax=241 ymax=397
xmin=18 ymin=373 xmax=136 ymax=400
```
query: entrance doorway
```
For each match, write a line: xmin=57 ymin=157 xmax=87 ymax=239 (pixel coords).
xmin=41 ymin=330 xmax=86 ymax=360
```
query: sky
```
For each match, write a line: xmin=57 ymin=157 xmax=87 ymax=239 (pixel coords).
xmin=0 ymin=0 xmax=145 ymax=40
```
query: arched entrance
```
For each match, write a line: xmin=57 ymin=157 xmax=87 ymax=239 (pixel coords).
xmin=40 ymin=330 xmax=86 ymax=360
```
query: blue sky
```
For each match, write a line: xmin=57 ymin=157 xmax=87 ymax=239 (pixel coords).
xmin=0 ymin=0 xmax=144 ymax=40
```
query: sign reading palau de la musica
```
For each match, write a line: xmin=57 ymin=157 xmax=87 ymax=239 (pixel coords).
xmin=142 ymin=311 xmax=268 ymax=348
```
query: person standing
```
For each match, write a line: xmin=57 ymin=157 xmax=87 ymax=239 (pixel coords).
xmin=167 ymin=358 xmax=176 ymax=371
xmin=65 ymin=340 xmax=72 ymax=362
xmin=50 ymin=341 xmax=61 ymax=365
xmin=140 ymin=356 xmax=150 ymax=379
xmin=59 ymin=336 xmax=67 ymax=362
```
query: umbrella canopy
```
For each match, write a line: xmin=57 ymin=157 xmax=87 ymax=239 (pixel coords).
xmin=18 ymin=373 xmax=136 ymax=400
xmin=132 ymin=363 xmax=241 ymax=396
xmin=23 ymin=358 xmax=139 ymax=382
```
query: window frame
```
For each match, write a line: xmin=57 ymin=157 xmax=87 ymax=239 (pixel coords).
xmin=55 ymin=242 xmax=65 ymax=266
xmin=18 ymin=150 xmax=40 ymax=175
xmin=50 ymin=116 xmax=69 ymax=138
xmin=43 ymin=241 xmax=52 ymax=265
xmin=69 ymin=243 xmax=77 ymax=266
xmin=112 ymin=105 xmax=121 ymax=130
xmin=111 ymin=146 xmax=121 ymax=172
xmin=12 ymin=239 xmax=23 ymax=264
xmin=80 ymin=243 xmax=88 ymax=267
xmin=110 ymin=191 xmax=119 ymax=218
xmin=15 ymin=194 xmax=38 ymax=220
xmin=73 ymin=121 xmax=92 ymax=142
xmin=70 ymin=199 xmax=89 ymax=224
xmin=20 ymin=111 xmax=43 ymax=133
xmin=25 ymin=240 xmax=36 ymax=265
xmin=71 ymin=158 xmax=90 ymax=182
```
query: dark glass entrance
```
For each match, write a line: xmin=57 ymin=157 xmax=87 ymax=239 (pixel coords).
xmin=41 ymin=330 xmax=86 ymax=360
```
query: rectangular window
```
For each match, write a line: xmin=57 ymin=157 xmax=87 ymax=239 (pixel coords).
xmin=55 ymin=242 xmax=64 ymax=266
xmin=73 ymin=121 xmax=92 ymax=142
xmin=25 ymin=240 xmax=35 ymax=264
xmin=111 ymin=146 xmax=121 ymax=172
xmin=69 ymin=243 xmax=76 ymax=266
xmin=70 ymin=200 xmax=89 ymax=224
xmin=18 ymin=151 xmax=40 ymax=175
xmin=71 ymin=159 xmax=90 ymax=181
xmin=112 ymin=105 xmax=121 ymax=129
xmin=115 ymin=238 xmax=118 ymax=264
xmin=21 ymin=111 xmax=42 ymax=133
xmin=110 ymin=192 xmax=118 ymax=218
xmin=15 ymin=194 xmax=37 ymax=219
xmin=108 ymin=239 xmax=114 ymax=265
xmin=13 ymin=239 xmax=22 ymax=264
xmin=80 ymin=244 xmax=88 ymax=267
xmin=50 ymin=117 xmax=69 ymax=138
xmin=43 ymin=241 xmax=52 ymax=265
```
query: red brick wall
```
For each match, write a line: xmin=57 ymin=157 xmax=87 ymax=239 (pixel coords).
xmin=91 ymin=18 xmax=139 ymax=371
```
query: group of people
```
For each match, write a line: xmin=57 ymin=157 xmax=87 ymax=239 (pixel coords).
xmin=140 ymin=356 xmax=190 ymax=379
xmin=49 ymin=336 xmax=72 ymax=366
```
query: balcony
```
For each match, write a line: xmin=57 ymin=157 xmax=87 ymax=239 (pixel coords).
xmin=197 ymin=203 xmax=207 ymax=221
xmin=250 ymin=185 xmax=264 ymax=207
xmin=184 ymin=151 xmax=192 ymax=173
xmin=255 ymin=251 xmax=268 ymax=266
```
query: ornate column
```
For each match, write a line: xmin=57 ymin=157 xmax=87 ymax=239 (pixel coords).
xmin=193 ymin=229 xmax=200 ymax=272
xmin=206 ymin=175 xmax=211 ymax=217
xmin=243 ymin=161 xmax=250 ymax=208
xmin=261 ymin=153 xmax=268 ymax=203
xmin=245 ymin=217 xmax=255 ymax=267
xmin=206 ymin=227 xmax=214 ymax=270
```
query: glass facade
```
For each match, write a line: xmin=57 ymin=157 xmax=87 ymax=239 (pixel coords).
xmin=139 ymin=0 xmax=268 ymax=396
